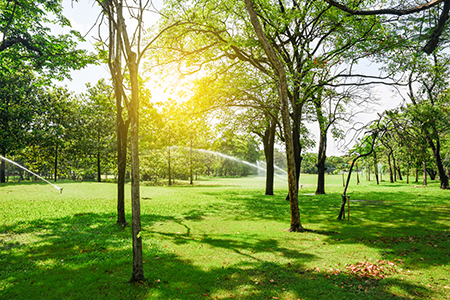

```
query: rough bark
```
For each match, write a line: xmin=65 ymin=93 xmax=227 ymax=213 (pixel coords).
xmin=426 ymin=136 xmax=449 ymax=189
xmin=245 ymin=0 xmax=303 ymax=232
xmin=263 ymin=117 xmax=276 ymax=195
xmin=315 ymin=132 xmax=327 ymax=194
xmin=108 ymin=19 xmax=128 ymax=228
xmin=315 ymin=98 xmax=327 ymax=195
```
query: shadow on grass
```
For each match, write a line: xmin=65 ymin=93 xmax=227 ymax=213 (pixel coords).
xmin=196 ymin=188 xmax=450 ymax=275
xmin=0 ymin=211 xmax=434 ymax=300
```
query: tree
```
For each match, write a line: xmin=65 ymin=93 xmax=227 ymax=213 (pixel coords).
xmin=187 ymin=62 xmax=282 ymax=194
xmin=0 ymin=69 xmax=43 ymax=182
xmin=82 ymin=80 xmax=116 ymax=182
xmin=97 ymin=0 xmax=181 ymax=280
xmin=0 ymin=0 xmax=94 ymax=78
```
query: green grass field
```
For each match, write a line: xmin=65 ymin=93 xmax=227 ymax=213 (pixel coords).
xmin=1 ymin=174 xmax=449 ymax=299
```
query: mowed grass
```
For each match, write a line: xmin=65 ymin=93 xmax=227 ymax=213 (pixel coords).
xmin=0 ymin=174 xmax=449 ymax=299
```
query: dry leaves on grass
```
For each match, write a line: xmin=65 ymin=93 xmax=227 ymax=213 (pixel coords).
xmin=345 ymin=259 xmax=400 ymax=279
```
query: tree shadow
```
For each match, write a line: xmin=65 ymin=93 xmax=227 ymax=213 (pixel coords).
xmin=0 ymin=210 xmax=437 ymax=299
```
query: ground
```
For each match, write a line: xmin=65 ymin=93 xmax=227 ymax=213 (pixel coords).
xmin=0 ymin=175 xmax=449 ymax=299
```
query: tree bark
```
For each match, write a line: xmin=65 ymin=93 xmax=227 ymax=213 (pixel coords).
xmin=374 ymin=151 xmax=379 ymax=185
xmin=0 ymin=156 xmax=5 ymax=183
xmin=315 ymin=97 xmax=327 ymax=195
xmin=109 ymin=22 xmax=128 ymax=228
xmin=128 ymin=53 xmax=144 ymax=282
xmin=388 ymin=152 xmax=394 ymax=183
xmin=397 ymin=166 xmax=403 ymax=181
xmin=426 ymin=136 xmax=449 ymax=189
xmin=263 ymin=117 xmax=276 ymax=195
xmin=392 ymin=153 xmax=397 ymax=182
xmin=407 ymin=162 xmax=410 ymax=184
xmin=54 ymin=143 xmax=58 ymax=182
xmin=245 ymin=0 xmax=303 ymax=232
xmin=315 ymin=131 xmax=327 ymax=194
xmin=415 ymin=163 xmax=419 ymax=183
xmin=97 ymin=150 xmax=101 ymax=182
xmin=423 ymin=159 xmax=428 ymax=186
xmin=168 ymin=146 xmax=172 ymax=186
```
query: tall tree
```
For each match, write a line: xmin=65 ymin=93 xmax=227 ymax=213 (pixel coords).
xmin=82 ymin=80 xmax=116 ymax=182
xmin=97 ymin=0 xmax=180 ymax=281
xmin=0 ymin=69 xmax=42 ymax=182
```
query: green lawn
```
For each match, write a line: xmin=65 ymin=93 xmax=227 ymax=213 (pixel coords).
xmin=1 ymin=174 xmax=449 ymax=299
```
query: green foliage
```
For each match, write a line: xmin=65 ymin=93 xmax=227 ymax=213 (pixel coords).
xmin=0 ymin=68 xmax=43 ymax=157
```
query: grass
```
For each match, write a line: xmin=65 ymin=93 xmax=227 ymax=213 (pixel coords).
xmin=0 ymin=174 xmax=449 ymax=299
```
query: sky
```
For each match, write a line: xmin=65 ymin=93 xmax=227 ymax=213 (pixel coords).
xmin=56 ymin=0 xmax=402 ymax=157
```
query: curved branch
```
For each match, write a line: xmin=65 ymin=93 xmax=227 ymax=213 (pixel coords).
xmin=324 ymin=0 xmax=446 ymax=16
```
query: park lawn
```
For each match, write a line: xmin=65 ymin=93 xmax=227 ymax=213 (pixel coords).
xmin=0 ymin=174 xmax=449 ymax=299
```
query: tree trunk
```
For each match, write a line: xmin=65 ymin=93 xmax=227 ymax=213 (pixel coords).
xmin=407 ymin=162 xmax=410 ymax=184
xmin=388 ymin=152 xmax=394 ymax=183
xmin=128 ymin=53 xmax=144 ymax=282
xmin=426 ymin=136 xmax=449 ymax=189
xmin=315 ymin=121 xmax=327 ymax=195
xmin=245 ymin=0 xmax=303 ymax=231
xmin=54 ymin=143 xmax=58 ymax=182
xmin=108 ymin=15 xmax=128 ymax=228
xmin=168 ymin=146 xmax=172 ymax=186
xmin=0 ymin=155 xmax=5 ymax=183
xmin=415 ymin=163 xmax=419 ymax=183
xmin=97 ymin=150 xmax=101 ymax=182
xmin=263 ymin=117 xmax=276 ymax=195
xmin=356 ymin=164 xmax=360 ymax=185
xmin=397 ymin=166 xmax=403 ymax=181
xmin=423 ymin=159 xmax=427 ymax=186
xmin=392 ymin=153 xmax=397 ymax=182
xmin=373 ymin=151 xmax=379 ymax=185
xmin=190 ymin=139 xmax=193 ymax=186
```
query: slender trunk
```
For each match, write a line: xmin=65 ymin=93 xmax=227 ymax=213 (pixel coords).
xmin=423 ymin=159 xmax=427 ymax=186
xmin=374 ymin=151 xmax=379 ymax=185
xmin=415 ymin=163 xmax=419 ymax=183
xmin=356 ymin=164 xmax=360 ymax=185
xmin=392 ymin=154 xmax=397 ymax=182
xmin=97 ymin=131 xmax=101 ymax=182
xmin=263 ymin=117 xmax=276 ymax=195
xmin=116 ymin=109 xmax=128 ymax=227
xmin=407 ymin=162 xmax=410 ymax=184
xmin=97 ymin=151 xmax=101 ymax=183
xmin=388 ymin=152 xmax=394 ymax=183
xmin=108 ymin=15 xmax=128 ymax=227
xmin=315 ymin=124 xmax=327 ymax=195
xmin=397 ymin=166 xmax=403 ymax=181
xmin=426 ymin=137 xmax=449 ymax=189
xmin=168 ymin=147 xmax=172 ymax=186
xmin=54 ymin=143 xmax=58 ymax=182
xmin=245 ymin=0 xmax=302 ymax=231
xmin=128 ymin=53 xmax=144 ymax=282
xmin=190 ymin=139 xmax=193 ymax=185
xmin=0 ymin=156 xmax=5 ymax=183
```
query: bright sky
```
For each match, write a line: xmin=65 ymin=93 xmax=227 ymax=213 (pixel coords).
xmin=57 ymin=0 xmax=402 ymax=157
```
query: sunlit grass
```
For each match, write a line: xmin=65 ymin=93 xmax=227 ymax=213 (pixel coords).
xmin=1 ymin=174 xmax=449 ymax=299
